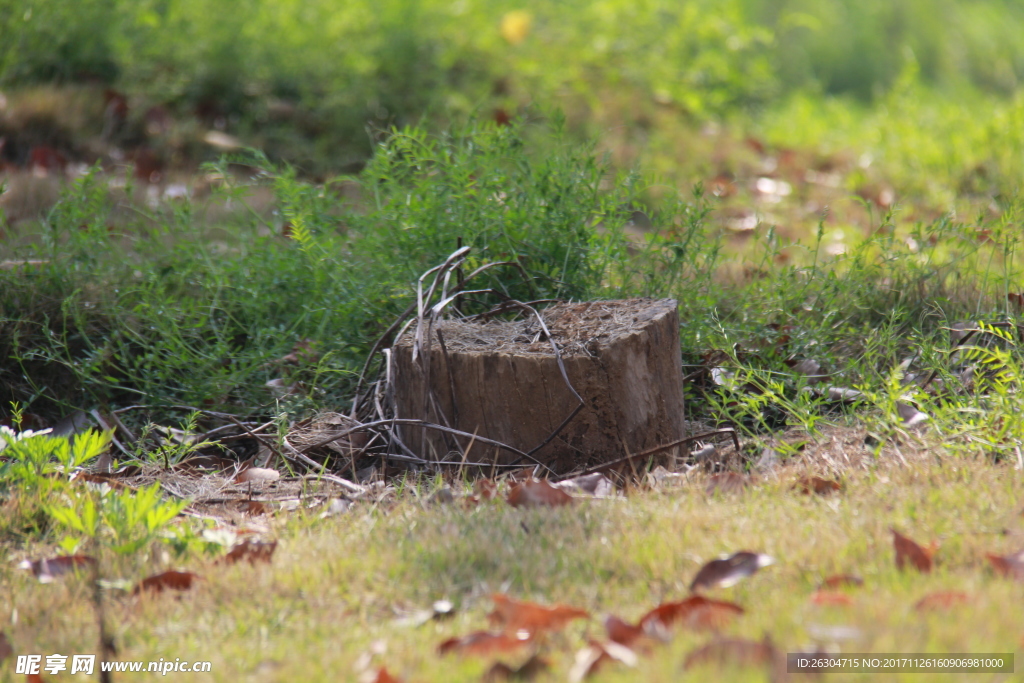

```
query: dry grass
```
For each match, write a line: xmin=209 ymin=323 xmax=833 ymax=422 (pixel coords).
xmin=3 ymin=429 xmax=1022 ymax=682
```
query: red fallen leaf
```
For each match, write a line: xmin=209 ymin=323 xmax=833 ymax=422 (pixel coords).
xmin=891 ymin=528 xmax=936 ymax=573
xmin=795 ymin=476 xmax=842 ymax=495
xmin=690 ymin=552 xmax=774 ymax=592
xmin=18 ymin=555 xmax=96 ymax=583
xmin=820 ymin=574 xmax=864 ymax=589
xmin=506 ymin=480 xmax=574 ymax=508
xmin=986 ymin=549 xmax=1024 ymax=580
xmin=493 ymin=109 xmax=512 ymax=127
xmin=604 ymin=615 xmax=645 ymax=647
xmin=238 ymin=500 xmax=272 ymax=516
xmin=810 ymin=590 xmax=853 ymax=606
xmin=29 ymin=146 xmax=67 ymax=173
xmin=27 ymin=674 xmax=45 ymax=683
xmin=235 ymin=467 xmax=280 ymax=484
xmin=568 ymin=640 xmax=637 ymax=682
xmin=488 ymin=594 xmax=589 ymax=635
xmin=368 ymin=667 xmax=404 ymax=683
xmin=482 ymin=654 xmax=548 ymax=682
xmin=438 ymin=631 xmax=531 ymax=657
xmin=915 ymin=591 xmax=970 ymax=611
xmin=640 ymin=595 xmax=744 ymax=632
xmin=704 ymin=472 xmax=750 ymax=495
xmin=683 ymin=636 xmax=778 ymax=670
xmin=133 ymin=570 xmax=199 ymax=595
xmin=219 ymin=539 xmax=277 ymax=565
xmin=476 ymin=479 xmax=498 ymax=500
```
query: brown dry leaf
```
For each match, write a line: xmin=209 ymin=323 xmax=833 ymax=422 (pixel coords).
xmin=568 ymin=641 xmax=637 ymax=682
xmin=915 ymin=591 xmax=970 ymax=611
xmin=235 ymin=467 xmax=280 ymax=484
xmin=891 ymin=528 xmax=936 ymax=573
xmin=238 ymin=500 xmax=272 ymax=516
xmin=705 ymin=472 xmax=750 ymax=495
xmin=438 ymin=631 xmax=532 ymax=657
xmin=820 ymin=574 xmax=864 ymax=589
xmin=506 ymin=480 xmax=574 ymax=508
xmin=18 ymin=555 xmax=96 ymax=583
xmin=133 ymin=570 xmax=200 ymax=595
xmin=476 ymin=479 xmax=498 ymax=500
xmin=481 ymin=654 xmax=548 ymax=682
xmin=27 ymin=674 xmax=45 ymax=683
xmin=368 ymin=667 xmax=404 ymax=683
xmin=795 ymin=476 xmax=842 ymax=495
xmin=690 ymin=552 xmax=775 ymax=592
xmin=986 ymin=550 xmax=1024 ymax=580
xmin=488 ymin=594 xmax=589 ymax=635
xmin=219 ymin=539 xmax=277 ymax=565
xmin=70 ymin=471 xmax=131 ymax=489
xmin=810 ymin=590 xmax=853 ymax=607
xmin=683 ymin=636 xmax=778 ymax=670
xmin=604 ymin=615 xmax=645 ymax=647
xmin=640 ymin=595 xmax=744 ymax=632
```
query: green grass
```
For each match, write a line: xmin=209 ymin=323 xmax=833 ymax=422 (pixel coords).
xmin=3 ymin=454 xmax=1022 ymax=682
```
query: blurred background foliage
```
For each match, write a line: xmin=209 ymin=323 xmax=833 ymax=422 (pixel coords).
xmin=2 ymin=0 xmax=1023 ymax=167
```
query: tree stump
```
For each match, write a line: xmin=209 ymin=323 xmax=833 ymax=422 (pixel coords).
xmin=390 ymin=298 xmax=685 ymax=474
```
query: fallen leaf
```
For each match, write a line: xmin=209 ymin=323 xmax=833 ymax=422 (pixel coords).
xmin=488 ymin=594 xmax=589 ymax=635
xmin=820 ymin=574 xmax=864 ymax=589
xmin=683 ymin=636 xmax=778 ymax=670
xmin=986 ymin=549 xmax=1024 ymax=580
xmin=705 ymin=472 xmax=750 ymax=495
xmin=506 ymin=480 xmax=574 ymax=508
xmin=367 ymin=667 xmax=404 ymax=683
xmin=568 ymin=641 xmax=637 ymax=682
xmin=235 ymin=467 xmax=280 ymax=484
xmin=238 ymin=500 xmax=272 ymax=516
xmin=27 ymin=674 xmax=45 ymax=683
xmin=915 ymin=591 xmax=970 ymax=610
xmin=554 ymin=473 xmax=615 ymax=498
xmin=795 ymin=476 xmax=842 ymax=495
xmin=70 ymin=472 xmax=131 ymax=489
xmin=17 ymin=555 xmax=96 ymax=583
xmin=133 ymin=570 xmax=200 ymax=595
xmin=438 ymin=631 xmax=532 ymax=657
xmin=640 ymin=595 xmax=744 ymax=632
xmin=810 ymin=590 xmax=853 ymax=606
xmin=476 ymin=479 xmax=498 ymax=500
xmin=604 ymin=615 xmax=645 ymax=647
xmin=219 ymin=539 xmax=277 ymax=565
xmin=896 ymin=401 xmax=929 ymax=427
xmin=482 ymin=654 xmax=548 ymax=682
xmin=891 ymin=528 xmax=936 ymax=573
xmin=690 ymin=552 xmax=775 ymax=592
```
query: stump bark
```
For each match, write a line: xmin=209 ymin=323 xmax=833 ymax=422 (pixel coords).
xmin=391 ymin=298 xmax=685 ymax=474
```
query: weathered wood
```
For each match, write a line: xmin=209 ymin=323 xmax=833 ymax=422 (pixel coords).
xmin=390 ymin=298 xmax=685 ymax=473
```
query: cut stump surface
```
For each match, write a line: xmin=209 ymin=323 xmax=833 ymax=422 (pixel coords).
xmin=391 ymin=298 xmax=685 ymax=473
